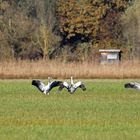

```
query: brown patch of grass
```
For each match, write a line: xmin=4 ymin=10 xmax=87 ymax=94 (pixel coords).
xmin=0 ymin=60 xmax=140 ymax=79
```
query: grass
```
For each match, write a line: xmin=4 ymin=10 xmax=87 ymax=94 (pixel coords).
xmin=0 ymin=60 xmax=140 ymax=79
xmin=0 ymin=79 xmax=140 ymax=140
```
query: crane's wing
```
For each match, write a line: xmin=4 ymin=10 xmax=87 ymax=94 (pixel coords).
xmin=49 ymin=81 xmax=63 ymax=90
xmin=58 ymin=81 xmax=70 ymax=91
xmin=74 ymin=81 xmax=86 ymax=91
xmin=124 ymin=82 xmax=140 ymax=90
xmin=134 ymin=82 xmax=140 ymax=89
xmin=32 ymin=80 xmax=47 ymax=93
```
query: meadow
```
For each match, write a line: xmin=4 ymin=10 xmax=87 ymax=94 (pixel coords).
xmin=0 ymin=79 xmax=140 ymax=140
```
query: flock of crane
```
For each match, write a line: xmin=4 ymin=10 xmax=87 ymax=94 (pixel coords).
xmin=32 ymin=77 xmax=140 ymax=95
xmin=32 ymin=77 xmax=86 ymax=95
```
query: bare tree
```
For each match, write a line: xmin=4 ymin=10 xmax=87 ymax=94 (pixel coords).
xmin=122 ymin=0 xmax=140 ymax=59
xmin=32 ymin=0 xmax=61 ymax=59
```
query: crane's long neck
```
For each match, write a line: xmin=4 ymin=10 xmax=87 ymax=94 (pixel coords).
xmin=48 ymin=77 xmax=51 ymax=84
xmin=71 ymin=77 xmax=74 ymax=85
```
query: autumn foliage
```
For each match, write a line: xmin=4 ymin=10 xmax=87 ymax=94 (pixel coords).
xmin=0 ymin=0 xmax=135 ymax=61
xmin=56 ymin=0 xmax=130 ymax=42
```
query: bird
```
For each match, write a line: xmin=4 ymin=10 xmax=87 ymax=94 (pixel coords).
xmin=58 ymin=76 xmax=86 ymax=94
xmin=32 ymin=77 xmax=62 ymax=95
xmin=124 ymin=82 xmax=140 ymax=90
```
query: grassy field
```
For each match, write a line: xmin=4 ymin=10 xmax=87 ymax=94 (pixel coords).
xmin=0 ymin=79 xmax=140 ymax=140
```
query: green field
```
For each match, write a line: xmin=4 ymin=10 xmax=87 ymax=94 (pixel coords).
xmin=0 ymin=79 xmax=140 ymax=140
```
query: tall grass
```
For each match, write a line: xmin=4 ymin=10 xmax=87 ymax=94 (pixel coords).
xmin=0 ymin=60 xmax=140 ymax=79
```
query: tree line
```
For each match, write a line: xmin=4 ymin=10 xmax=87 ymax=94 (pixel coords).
xmin=0 ymin=0 xmax=139 ymax=61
